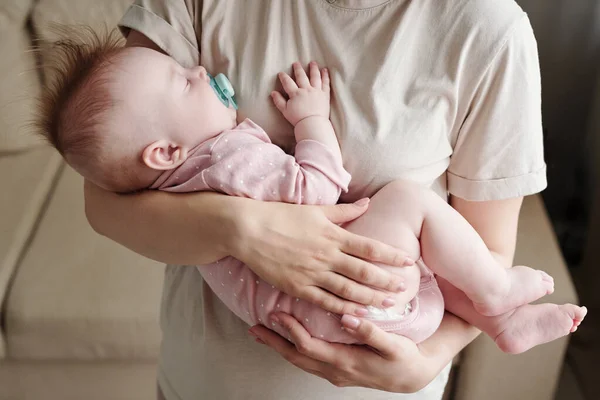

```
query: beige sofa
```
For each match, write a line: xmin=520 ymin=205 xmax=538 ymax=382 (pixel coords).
xmin=0 ymin=1 xmax=579 ymax=399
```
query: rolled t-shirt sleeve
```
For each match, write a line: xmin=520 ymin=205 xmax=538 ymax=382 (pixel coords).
xmin=448 ymin=14 xmax=547 ymax=201
xmin=118 ymin=0 xmax=200 ymax=68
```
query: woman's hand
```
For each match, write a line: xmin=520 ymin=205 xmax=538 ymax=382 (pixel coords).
xmin=229 ymin=198 xmax=414 ymax=316
xmin=248 ymin=312 xmax=444 ymax=393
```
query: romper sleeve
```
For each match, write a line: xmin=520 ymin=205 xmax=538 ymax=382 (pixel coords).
xmin=448 ymin=14 xmax=547 ymax=201
xmin=204 ymin=132 xmax=351 ymax=205
xmin=118 ymin=0 xmax=201 ymax=68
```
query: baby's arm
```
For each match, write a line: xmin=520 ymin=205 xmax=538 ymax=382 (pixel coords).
xmin=199 ymin=61 xmax=349 ymax=205
xmin=271 ymin=62 xmax=342 ymax=163
xmin=202 ymin=129 xmax=350 ymax=205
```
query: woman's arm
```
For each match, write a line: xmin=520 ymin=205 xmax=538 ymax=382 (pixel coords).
xmin=85 ymin=180 xmax=235 ymax=264
xmin=450 ymin=195 xmax=523 ymax=268
xmin=251 ymin=195 xmax=524 ymax=392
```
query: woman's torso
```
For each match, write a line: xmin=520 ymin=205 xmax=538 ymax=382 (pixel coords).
xmin=154 ymin=0 xmax=525 ymax=398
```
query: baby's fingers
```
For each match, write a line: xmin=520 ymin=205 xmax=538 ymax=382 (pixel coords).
xmin=271 ymin=91 xmax=287 ymax=113
xmin=293 ymin=62 xmax=310 ymax=88
xmin=278 ymin=72 xmax=298 ymax=95
xmin=309 ymin=61 xmax=322 ymax=88
xmin=321 ymin=68 xmax=330 ymax=93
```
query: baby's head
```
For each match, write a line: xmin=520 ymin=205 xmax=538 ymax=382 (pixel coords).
xmin=37 ymin=28 xmax=237 ymax=192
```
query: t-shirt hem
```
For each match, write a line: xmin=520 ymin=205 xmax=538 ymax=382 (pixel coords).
xmin=447 ymin=164 xmax=547 ymax=201
xmin=118 ymin=4 xmax=199 ymax=67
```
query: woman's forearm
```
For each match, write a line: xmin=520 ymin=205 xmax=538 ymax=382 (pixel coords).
xmin=420 ymin=312 xmax=481 ymax=368
xmin=84 ymin=180 xmax=244 ymax=265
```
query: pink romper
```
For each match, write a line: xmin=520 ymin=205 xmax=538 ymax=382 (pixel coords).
xmin=151 ymin=119 xmax=444 ymax=344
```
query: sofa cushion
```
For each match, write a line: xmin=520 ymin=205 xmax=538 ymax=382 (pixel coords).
xmin=0 ymin=28 xmax=45 ymax=151
xmin=32 ymin=0 xmax=131 ymax=43
xmin=0 ymin=148 xmax=62 ymax=358
xmin=4 ymin=166 xmax=164 ymax=361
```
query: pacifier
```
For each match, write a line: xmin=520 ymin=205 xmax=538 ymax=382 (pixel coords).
xmin=208 ymin=73 xmax=238 ymax=110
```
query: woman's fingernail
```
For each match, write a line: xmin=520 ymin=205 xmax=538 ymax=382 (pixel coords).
xmin=353 ymin=198 xmax=370 ymax=207
xmin=341 ymin=315 xmax=361 ymax=329
xmin=396 ymin=281 xmax=406 ymax=292
xmin=270 ymin=315 xmax=280 ymax=325
xmin=355 ymin=307 xmax=370 ymax=316
xmin=382 ymin=298 xmax=396 ymax=307
xmin=404 ymin=257 xmax=415 ymax=266
xmin=255 ymin=338 xmax=266 ymax=344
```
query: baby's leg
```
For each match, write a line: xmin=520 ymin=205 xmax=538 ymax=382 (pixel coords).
xmin=394 ymin=180 xmax=555 ymax=316
xmin=438 ymin=277 xmax=587 ymax=354
xmin=340 ymin=181 xmax=429 ymax=316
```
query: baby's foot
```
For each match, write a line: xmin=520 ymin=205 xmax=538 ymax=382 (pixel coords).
xmin=473 ymin=266 xmax=554 ymax=316
xmin=570 ymin=307 xmax=586 ymax=333
xmin=494 ymin=303 xmax=587 ymax=354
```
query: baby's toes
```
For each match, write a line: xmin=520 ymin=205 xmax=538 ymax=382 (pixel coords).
xmin=565 ymin=305 xmax=587 ymax=332
xmin=575 ymin=306 xmax=588 ymax=323
xmin=537 ymin=270 xmax=555 ymax=294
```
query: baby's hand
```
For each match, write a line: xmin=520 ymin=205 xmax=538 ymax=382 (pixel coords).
xmin=271 ymin=61 xmax=330 ymax=126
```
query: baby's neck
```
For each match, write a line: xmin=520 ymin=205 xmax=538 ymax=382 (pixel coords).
xmin=141 ymin=167 xmax=164 ymax=190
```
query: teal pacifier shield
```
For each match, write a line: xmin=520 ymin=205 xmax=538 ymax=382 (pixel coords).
xmin=209 ymin=73 xmax=238 ymax=110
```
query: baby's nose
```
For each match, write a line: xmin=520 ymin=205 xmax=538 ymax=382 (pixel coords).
xmin=192 ymin=65 xmax=208 ymax=80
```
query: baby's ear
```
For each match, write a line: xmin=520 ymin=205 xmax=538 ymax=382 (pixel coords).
xmin=142 ymin=140 xmax=188 ymax=170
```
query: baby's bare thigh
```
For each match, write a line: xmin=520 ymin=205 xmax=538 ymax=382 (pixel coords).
xmin=344 ymin=180 xmax=426 ymax=258
xmin=343 ymin=180 xmax=428 ymax=298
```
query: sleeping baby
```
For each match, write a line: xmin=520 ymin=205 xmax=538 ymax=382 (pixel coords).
xmin=37 ymin=30 xmax=586 ymax=354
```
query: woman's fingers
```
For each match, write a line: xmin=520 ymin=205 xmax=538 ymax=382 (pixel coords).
xmin=309 ymin=61 xmax=322 ymax=88
xmin=320 ymin=201 xmax=414 ymax=269
xmin=340 ymin=229 xmax=414 ymax=268
xmin=249 ymin=322 xmax=329 ymax=372
xmin=278 ymin=71 xmax=298 ymax=95
xmin=333 ymin=252 xmax=406 ymax=293
xmin=339 ymin=315 xmax=402 ymax=359
xmin=318 ymin=270 xmax=398 ymax=308
xmin=301 ymin=286 xmax=370 ymax=316
xmin=269 ymin=313 xmax=343 ymax=365
xmin=320 ymin=199 xmax=370 ymax=224
xmin=293 ymin=62 xmax=311 ymax=88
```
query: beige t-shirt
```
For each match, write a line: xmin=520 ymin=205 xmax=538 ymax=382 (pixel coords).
xmin=119 ymin=1 xmax=547 ymax=399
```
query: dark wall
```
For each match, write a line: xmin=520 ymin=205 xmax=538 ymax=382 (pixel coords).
xmin=517 ymin=0 xmax=600 ymax=266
